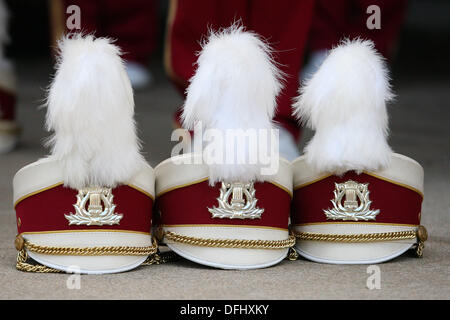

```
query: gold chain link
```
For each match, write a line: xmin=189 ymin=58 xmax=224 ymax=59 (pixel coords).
xmin=293 ymin=230 xmax=417 ymax=242
xmin=142 ymin=250 xmax=180 ymax=265
xmin=16 ymin=249 xmax=64 ymax=273
xmin=293 ymin=226 xmax=428 ymax=258
xmin=23 ymin=241 xmax=158 ymax=256
xmin=163 ymin=231 xmax=296 ymax=249
xmin=15 ymin=225 xmax=428 ymax=272
xmin=14 ymin=235 xmax=177 ymax=273
xmin=414 ymin=242 xmax=425 ymax=258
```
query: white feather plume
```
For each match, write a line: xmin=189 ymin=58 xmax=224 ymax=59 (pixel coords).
xmin=182 ymin=25 xmax=283 ymax=184
xmin=293 ymin=39 xmax=394 ymax=175
xmin=45 ymin=34 xmax=147 ymax=189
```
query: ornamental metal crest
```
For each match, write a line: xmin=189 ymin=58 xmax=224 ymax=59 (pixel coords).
xmin=208 ymin=182 xmax=264 ymax=220
xmin=65 ymin=187 xmax=123 ymax=226
xmin=323 ymin=180 xmax=379 ymax=221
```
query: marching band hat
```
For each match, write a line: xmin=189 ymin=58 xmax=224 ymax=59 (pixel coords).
xmin=291 ymin=39 xmax=427 ymax=264
xmin=155 ymin=25 xmax=296 ymax=270
xmin=13 ymin=34 xmax=156 ymax=274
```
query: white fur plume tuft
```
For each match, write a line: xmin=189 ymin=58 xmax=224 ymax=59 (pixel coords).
xmin=293 ymin=39 xmax=394 ymax=175
xmin=45 ymin=34 xmax=147 ymax=189
xmin=182 ymin=25 xmax=283 ymax=184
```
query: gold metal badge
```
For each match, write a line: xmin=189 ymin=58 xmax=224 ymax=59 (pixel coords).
xmin=208 ymin=182 xmax=264 ymax=219
xmin=65 ymin=187 xmax=123 ymax=226
xmin=324 ymin=180 xmax=379 ymax=221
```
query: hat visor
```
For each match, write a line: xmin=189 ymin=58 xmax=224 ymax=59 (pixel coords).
xmin=164 ymin=226 xmax=289 ymax=270
xmin=293 ymin=224 xmax=417 ymax=264
xmin=23 ymin=231 xmax=152 ymax=274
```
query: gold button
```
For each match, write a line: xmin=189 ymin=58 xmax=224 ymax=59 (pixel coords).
xmin=15 ymin=234 xmax=24 ymax=251
xmin=17 ymin=217 xmax=21 ymax=227
xmin=417 ymin=225 xmax=428 ymax=242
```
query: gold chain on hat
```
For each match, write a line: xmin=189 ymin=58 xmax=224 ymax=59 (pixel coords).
xmin=292 ymin=225 xmax=428 ymax=258
xmin=162 ymin=230 xmax=297 ymax=249
xmin=14 ymin=234 xmax=177 ymax=273
xmin=15 ymin=225 xmax=427 ymax=272
xmin=294 ymin=230 xmax=417 ymax=242
xmin=16 ymin=249 xmax=64 ymax=273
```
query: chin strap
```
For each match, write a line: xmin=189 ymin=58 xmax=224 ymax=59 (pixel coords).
xmin=14 ymin=234 xmax=178 ymax=273
xmin=161 ymin=230 xmax=296 ymax=250
xmin=292 ymin=225 xmax=428 ymax=258
xmin=16 ymin=225 xmax=427 ymax=272
xmin=16 ymin=249 xmax=64 ymax=273
xmin=157 ymin=227 xmax=299 ymax=261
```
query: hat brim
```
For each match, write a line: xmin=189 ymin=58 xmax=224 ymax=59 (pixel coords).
xmin=23 ymin=231 xmax=152 ymax=274
xmin=293 ymin=223 xmax=417 ymax=264
xmin=164 ymin=226 xmax=289 ymax=270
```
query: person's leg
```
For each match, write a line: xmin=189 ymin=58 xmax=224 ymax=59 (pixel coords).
xmin=308 ymin=0 xmax=407 ymax=59
xmin=165 ymin=0 xmax=248 ymax=94
xmin=351 ymin=0 xmax=408 ymax=59
xmin=104 ymin=0 xmax=158 ymax=66
xmin=51 ymin=0 xmax=158 ymax=88
xmin=0 ymin=71 xmax=18 ymax=154
xmin=103 ymin=0 xmax=159 ymax=89
xmin=165 ymin=0 xmax=249 ymax=129
xmin=51 ymin=0 xmax=103 ymax=38
xmin=0 ymin=0 xmax=18 ymax=153
xmin=166 ymin=0 xmax=314 ymax=159
xmin=248 ymin=0 xmax=314 ymax=145
xmin=303 ymin=0 xmax=407 ymax=85
xmin=308 ymin=0 xmax=352 ymax=53
xmin=301 ymin=0 xmax=351 ymax=81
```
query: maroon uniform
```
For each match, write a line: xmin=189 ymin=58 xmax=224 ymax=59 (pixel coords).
xmin=165 ymin=0 xmax=315 ymax=141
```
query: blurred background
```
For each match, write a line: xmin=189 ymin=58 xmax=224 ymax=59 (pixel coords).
xmin=0 ymin=0 xmax=448 ymax=300
xmin=1 ymin=0 xmax=449 ymax=163
xmin=5 ymin=0 xmax=450 ymax=76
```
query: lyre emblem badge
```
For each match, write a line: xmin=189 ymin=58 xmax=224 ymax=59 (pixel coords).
xmin=65 ymin=187 xmax=123 ymax=226
xmin=324 ymin=180 xmax=379 ymax=221
xmin=208 ymin=182 xmax=264 ymax=219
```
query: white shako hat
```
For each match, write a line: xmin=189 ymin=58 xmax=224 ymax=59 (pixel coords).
xmin=291 ymin=39 xmax=427 ymax=264
xmin=155 ymin=25 xmax=295 ymax=270
xmin=13 ymin=34 xmax=156 ymax=274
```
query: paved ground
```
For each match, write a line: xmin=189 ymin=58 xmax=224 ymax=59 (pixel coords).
xmin=0 ymin=59 xmax=449 ymax=300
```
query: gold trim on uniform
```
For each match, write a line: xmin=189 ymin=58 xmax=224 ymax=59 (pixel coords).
xmin=269 ymin=181 xmax=293 ymax=198
xmin=157 ymin=178 xmax=292 ymax=198
xmin=293 ymin=171 xmax=423 ymax=198
xmin=162 ymin=224 xmax=288 ymax=231
xmin=19 ymin=229 xmax=151 ymax=236
xmin=156 ymin=177 xmax=209 ymax=198
xmin=127 ymin=184 xmax=155 ymax=201
xmin=293 ymin=222 xmax=419 ymax=227
xmin=294 ymin=174 xmax=334 ymax=190
xmin=14 ymin=182 xmax=64 ymax=208
xmin=363 ymin=171 xmax=424 ymax=198
xmin=14 ymin=182 xmax=154 ymax=208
